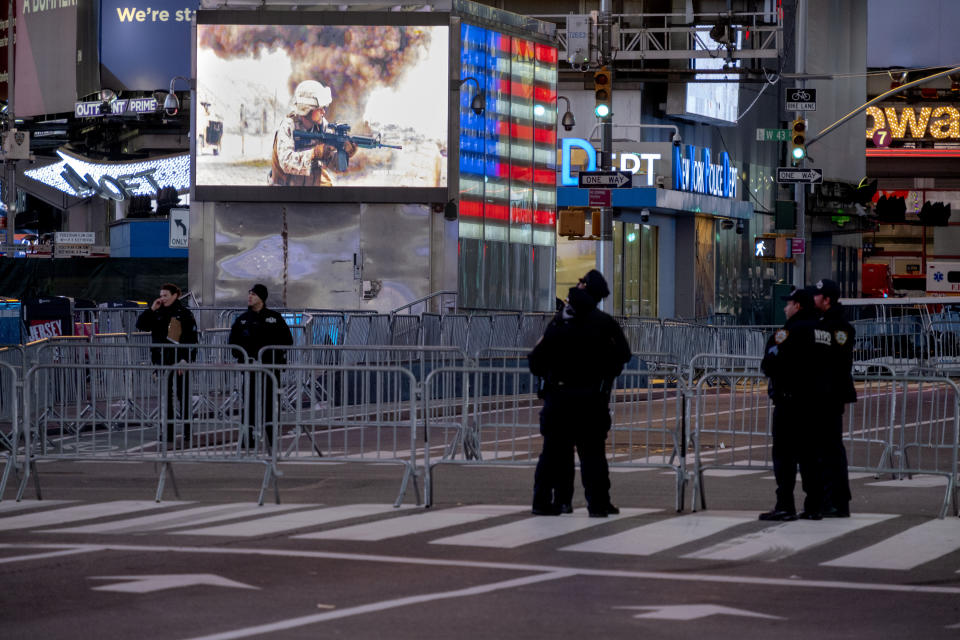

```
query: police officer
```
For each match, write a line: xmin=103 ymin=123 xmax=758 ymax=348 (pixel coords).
xmin=759 ymin=287 xmax=826 ymax=521
xmin=135 ymin=283 xmax=198 ymax=447
xmin=229 ymin=284 xmax=294 ymax=449
xmin=528 ymin=270 xmax=631 ymax=517
xmin=811 ymin=278 xmax=856 ymax=517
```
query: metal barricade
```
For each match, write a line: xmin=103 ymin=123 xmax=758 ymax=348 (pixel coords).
xmin=18 ymin=362 xmax=281 ymax=504
xmin=265 ymin=363 xmax=421 ymax=507
xmin=421 ymin=364 xmax=687 ymax=511
xmin=691 ymin=370 xmax=959 ymax=518
xmin=0 ymin=361 xmax=19 ymax=497
xmin=690 ymin=371 xmax=773 ymax=511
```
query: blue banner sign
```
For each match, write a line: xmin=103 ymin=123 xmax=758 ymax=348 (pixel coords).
xmin=100 ymin=0 xmax=193 ymax=91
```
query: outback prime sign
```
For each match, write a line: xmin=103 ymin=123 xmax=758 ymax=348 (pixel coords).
xmin=866 ymin=104 xmax=960 ymax=141
xmin=560 ymin=138 xmax=737 ymax=199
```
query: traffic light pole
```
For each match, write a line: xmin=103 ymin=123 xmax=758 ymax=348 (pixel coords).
xmin=793 ymin=0 xmax=807 ymax=286
xmin=3 ymin=0 xmax=15 ymax=255
xmin=596 ymin=0 xmax=613 ymax=312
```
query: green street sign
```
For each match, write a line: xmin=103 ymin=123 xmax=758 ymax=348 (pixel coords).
xmin=755 ymin=128 xmax=791 ymax=142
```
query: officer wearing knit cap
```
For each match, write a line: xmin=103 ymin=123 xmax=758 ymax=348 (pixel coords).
xmin=229 ymin=283 xmax=293 ymax=450
xmin=579 ymin=269 xmax=611 ymax=303
xmin=528 ymin=268 xmax=630 ymax=517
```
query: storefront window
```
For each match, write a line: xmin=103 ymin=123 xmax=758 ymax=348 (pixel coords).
xmin=613 ymin=221 xmax=658 ymax=317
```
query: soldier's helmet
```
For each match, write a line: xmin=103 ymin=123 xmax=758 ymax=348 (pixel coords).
xmin=290 ymin=81 xmax=333 ymax=116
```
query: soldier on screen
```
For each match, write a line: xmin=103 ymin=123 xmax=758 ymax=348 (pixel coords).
xmin=269 ymin=80 xmax=357 ymax=187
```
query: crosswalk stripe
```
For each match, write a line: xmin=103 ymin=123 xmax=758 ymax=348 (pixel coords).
xmin=295 ymin=505 xmax=528 ymax=541
xmin=430 ymin=508 xmax=660 ymax=549
xmin=865 ymin=475 xmax=948 ymax=488
xmin=822 ymin=519 xmax=960 ymax=570
xmin=173 ymin=504 xmax=410 ymax=537
xmin=0 ymin=500 xmax=74 ymax=514
xmin=682 ymin=513 xmax=896 ymax=562
xmin=560 ymin=511 xmax=757 ymax=556
xmin=0 ymin=501 xmax=185 ymax=532
xmin=43 ymin=503 xmax=309 ymax=534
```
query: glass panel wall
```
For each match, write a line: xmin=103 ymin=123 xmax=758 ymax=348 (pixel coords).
xmin=613 ymin=221 xmax=658 ymax=317
xmin=458 ymin=24 xmax=557 ymax=311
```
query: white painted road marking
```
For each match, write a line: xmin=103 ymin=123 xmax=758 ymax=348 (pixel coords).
xmin=616 ymin=604 xmax=783 ymax=620
xmin=822 ymin=518 xmax=960 ymax=570
xmin=682 ymin=513 xmax=896 ymax=562
xmin=0 ymin=500 xmax=185 ymax=531
xmin=295 ymin=505 xmax=528 ymax=541
xmin=174 ymin=504 xmax=410 ymax=537
xmin=90 ymin=574 xmax=259 ymax=593
xmin=0 ymin=543 xmax=103 ymax=564
xmin=430 ymin=508 xmax=659 ymax=548
xmin=179 ymin=571 xmax=576 ymax=640
xmin=0 ymin=499 xmax=74 ymax=514
xmin=561 ymin=511 xmax=756 ymax=556
xmin=44 ymin=503 xmax=309 ymax=534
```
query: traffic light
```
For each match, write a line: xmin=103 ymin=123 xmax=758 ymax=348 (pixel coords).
xmin=790 ymin=118 xmax=806 ymax=163
xmin=594 ymin=68 xmax=611 ymax=118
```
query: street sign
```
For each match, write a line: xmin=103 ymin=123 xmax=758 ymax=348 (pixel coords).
xmin=790 ymin=238 xmax=806 ymax=255
xmin=578 ymin=171 xmax=633 ymax=189
xmin=55 ymin=231 xmax=96 ymax=245
xmin=169 ymin=208 xmax=189 ymax=249
xmin=776 ymin=167 xmax=823 ymax=184
xmin=785 ymin=87 xmax=816 ymax=111
xmin=54 ymin=244 xmax=91 ymax=258
xmin=756 ymin=128 xmax=791 ymax=142
xmin=588 ymin=189 xmax=612 ymax=207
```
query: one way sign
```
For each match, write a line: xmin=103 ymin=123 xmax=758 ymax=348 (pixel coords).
xmin=578 ymin=171 xmax=633 ymax=189
xmin=776 ymin=167 xmax=823 ymax=184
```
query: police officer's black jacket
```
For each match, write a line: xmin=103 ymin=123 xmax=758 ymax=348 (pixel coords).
xmin=819 ymin=302 xmax=857 ymax=404
xmin=228 ymin=306 xmax=294 ymax=364
xmin=135 ymin=301 xmax=198 ymax=366
xmin=528 ymin=287 xmax=631 ymax=399
xmin=761 ymin=308 xmax=826 ymax=404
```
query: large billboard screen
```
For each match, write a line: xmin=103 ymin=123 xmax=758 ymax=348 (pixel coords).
xmin=195 ymin=13 xmax=449 ymax=202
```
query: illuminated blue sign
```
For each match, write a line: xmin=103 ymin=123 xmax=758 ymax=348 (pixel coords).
xmin=672 ymin=145 xmax=736 ymax=199
xmin=559 ymin=137 xmax=737 ymax=199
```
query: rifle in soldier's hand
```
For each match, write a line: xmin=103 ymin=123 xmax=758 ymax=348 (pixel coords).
xmin=293 ymin=123 xmax=402 ymax=172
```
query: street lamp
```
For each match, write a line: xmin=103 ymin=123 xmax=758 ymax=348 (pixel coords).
xmin=558 ymin=95 xmax=576 ymax=131
xmin=458 ymin=76 xmax=484 ymax=116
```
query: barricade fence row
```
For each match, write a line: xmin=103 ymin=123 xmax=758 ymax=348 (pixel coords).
xmin=0 ymin=356 xmax=957 ymax=517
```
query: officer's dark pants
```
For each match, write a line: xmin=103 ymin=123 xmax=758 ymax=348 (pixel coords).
xmin=164 ymin=370 xmax=190 ymax=445
xmin=822 ymin=402 xmax=851 ymax=511
xmin=533 ymin=398 xmax=611 ymax=511
xmin=246 ymin=370 xmax=278 ymax=450
xmin=771 ymin=401 xmax=822 ymax=514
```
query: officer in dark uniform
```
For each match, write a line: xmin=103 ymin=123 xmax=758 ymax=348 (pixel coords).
xmin=136 ymin=283 xmax=198 ymax=447
xmin=528 ymin=270 xmax=631 ymax=517
xmin=811 ymin=278 xmax=856 ymax=517
xmin=760 ymin=287 xmax=826 ymax=521
xmin=229 ymin=284 xmax=294 ymax=449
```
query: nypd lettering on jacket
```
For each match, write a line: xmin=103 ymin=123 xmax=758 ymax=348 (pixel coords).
xmin=814 ymin=329 xmax=832 ymax=346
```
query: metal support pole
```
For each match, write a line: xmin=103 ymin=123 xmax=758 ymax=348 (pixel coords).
xmin=596 ymin=0 xmax=614 ymax=311
xmin=793 ymin=0 xmax=806 ymax=286
xmin=3 ymin=0 xmax=15 ymax=255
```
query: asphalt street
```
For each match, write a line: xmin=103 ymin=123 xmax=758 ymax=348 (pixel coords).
xmin=1 ymin=459 xmax=959 ymax=640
